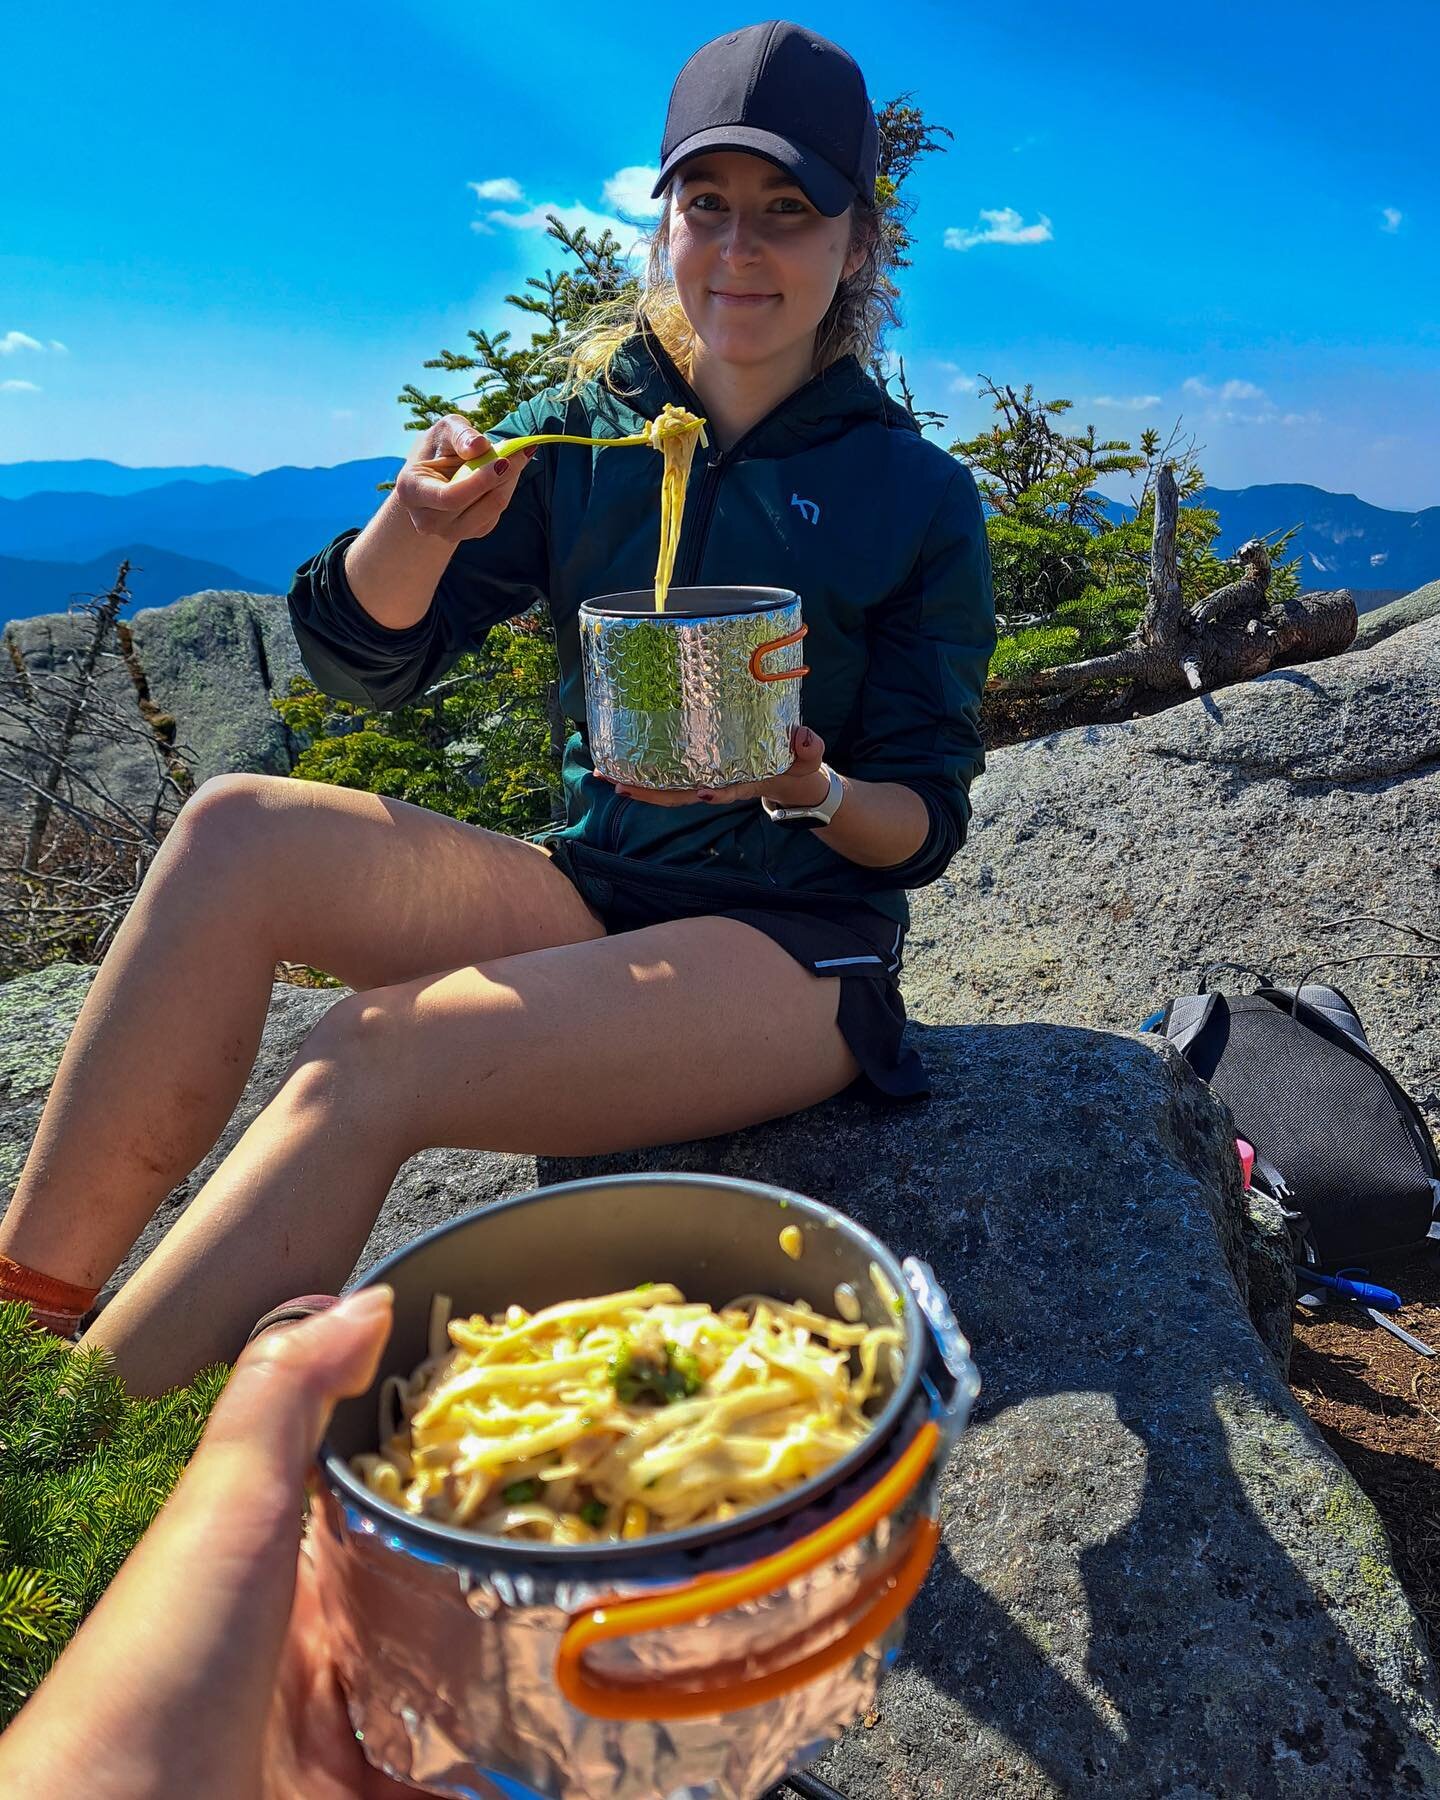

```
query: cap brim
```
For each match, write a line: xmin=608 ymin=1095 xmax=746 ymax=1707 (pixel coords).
xmin=650 ymin=126 xmax=854 ymax=217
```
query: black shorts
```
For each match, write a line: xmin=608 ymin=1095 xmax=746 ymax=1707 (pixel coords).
xmin=539 ymin=838 xmax=929 ymax=1103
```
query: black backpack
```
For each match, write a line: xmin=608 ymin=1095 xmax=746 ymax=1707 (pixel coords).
xmin=1144 ymin=920 xmax=1440 ymax=1269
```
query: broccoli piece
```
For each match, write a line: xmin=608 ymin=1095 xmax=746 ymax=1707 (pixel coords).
xmin=580 ymin=1498 xmax=608 ymax=1528
xmin=502 ymin=1480 xmax=538 ymax=1504
xmin=610 ymin=1337 xmax=703 ymax=1405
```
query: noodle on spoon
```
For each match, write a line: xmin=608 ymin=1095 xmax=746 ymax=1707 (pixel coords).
xmin=646 ymin=404 xmax=708 ymax=611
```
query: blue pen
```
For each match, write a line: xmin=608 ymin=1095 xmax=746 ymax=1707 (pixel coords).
xmin=1297 ymin=1268 xmax=1436 ymax=1355
xmin=1297 ymin=1268 xmax=1401 ymax=1310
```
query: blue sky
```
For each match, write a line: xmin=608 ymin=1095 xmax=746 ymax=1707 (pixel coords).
xmin=3 ymin=0 xmax=1436 ymax=507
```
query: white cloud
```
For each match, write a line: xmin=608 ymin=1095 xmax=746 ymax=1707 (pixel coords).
xmin=601 ymin=165 xmax=664 ymax=219
xmin=1183 ymin=377 xmax=1265 ymax=403
xmin=470 ymin=169 xmax=655 ymax=259
xmin=1 ymin=378 xmax=41 ymax=392
xmin=937 ymin=360 xmax=976 ymax=393
xmin=49 ymin=339 xmax=68 ymax=353
xmin=482 ymin=199 xmax=634 ymax=239
xmin=1380 ymin=206 xmax=1403 ymax=233
xmin=1180 ymin=376 xmax=1319 ymax=428
xmin=1091 ymin=393 xmax=1162 ymax=411
xmin=469 ymin=177 xmax=523 ymax=202
xmin=1 ymin=331 xmax=44 ymax=355
xmin=944 ymin=207 xmax=1053 ymax=251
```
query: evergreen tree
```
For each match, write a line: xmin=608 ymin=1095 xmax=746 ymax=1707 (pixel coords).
xmin=948 ymin=381 xmax=1301 ymax=680
xmin=0 ymin=1303 xmax=226 ymax=1724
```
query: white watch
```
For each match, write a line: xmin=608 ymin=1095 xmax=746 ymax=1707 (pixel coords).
xmin=761 ymin=763 xmax=845 ymax=829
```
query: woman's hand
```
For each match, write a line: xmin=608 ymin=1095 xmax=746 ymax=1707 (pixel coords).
xmin=597 ymin=725 xmax=831 ymax=810
xmin=0 ymin=1288 xmax=424 ymax=1800
xmin=395 ymin=412 xmax=539 ymax=548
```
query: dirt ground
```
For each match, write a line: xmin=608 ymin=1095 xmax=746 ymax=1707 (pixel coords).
xmin=1290 ymin=1249 xmax=1440 ymax=1651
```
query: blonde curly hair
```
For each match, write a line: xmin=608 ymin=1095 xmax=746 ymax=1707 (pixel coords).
xmin=525 ymin=178 xmax=899 ymax=404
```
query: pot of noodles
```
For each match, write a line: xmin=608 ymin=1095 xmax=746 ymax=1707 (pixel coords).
xmin=308 ymin=1173 xmax=978 ymax=1800
xmin=579 ymin=586 xmax=808 ymax=790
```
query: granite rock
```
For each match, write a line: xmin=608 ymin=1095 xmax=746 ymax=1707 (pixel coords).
xmin=2 ymin=964 xmax=1437 ymax=1795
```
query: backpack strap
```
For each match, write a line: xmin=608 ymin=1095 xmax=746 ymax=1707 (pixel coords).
xmin=1197 ymin=961 xmax=1278 ymax=995
xmin=1292 ymin=982 xmax=1371 ymax=1054
xmin=1158 ymin=992 xmax=1219 ymax=1058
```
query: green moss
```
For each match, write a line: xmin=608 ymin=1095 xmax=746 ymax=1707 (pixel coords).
xmin=0 ymin=965 xmax=94 ymax=1100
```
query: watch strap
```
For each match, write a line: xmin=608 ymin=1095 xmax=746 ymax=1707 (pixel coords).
xmin=761 ymin=763 xmax=844 ymax=826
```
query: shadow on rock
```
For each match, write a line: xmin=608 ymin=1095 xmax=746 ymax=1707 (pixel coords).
xmin=539 ymin=1019 xmax=1440 ymax=1798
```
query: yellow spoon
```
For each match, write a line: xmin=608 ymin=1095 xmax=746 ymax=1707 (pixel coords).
xmin=452 ymin=431 xmax=653 ymax=477
xmin=451 ymin=407 xmax=708 ymax=479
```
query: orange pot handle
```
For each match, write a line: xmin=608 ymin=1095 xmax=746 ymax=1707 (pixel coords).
xmin=555 ymin=1419 xmax=941 ymax=1721
xmin=750 ymin=623 xmax=810 ymax=683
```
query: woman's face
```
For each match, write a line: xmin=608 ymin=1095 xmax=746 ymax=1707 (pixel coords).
xmin=667 ymin=149 xmax=867 ymax=368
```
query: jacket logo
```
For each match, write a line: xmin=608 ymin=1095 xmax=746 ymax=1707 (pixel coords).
xmin=790 ymin=492 xmax=821 ymax=525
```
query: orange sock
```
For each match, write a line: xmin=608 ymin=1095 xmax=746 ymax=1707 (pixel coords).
xmin=0 ymin=1253 xmax=102 ymax=1339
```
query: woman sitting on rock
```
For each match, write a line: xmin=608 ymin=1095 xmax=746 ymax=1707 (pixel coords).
xmin=0 ymin=21 xmax=995 ymax=1394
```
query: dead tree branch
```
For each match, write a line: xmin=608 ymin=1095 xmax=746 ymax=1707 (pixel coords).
xmin=987 ymin=464 xmax=1357 ymax=698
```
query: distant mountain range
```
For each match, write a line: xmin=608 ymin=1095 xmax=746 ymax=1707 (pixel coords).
xmin=0 ymin=459 xmax=1435 ymax=628
xmin=0 ymin=459 xmax=398 ymax=624
xmin=0 ymin=460 xmax=248 ymax=502
xmin=1099 ymin=483 xmax=1440 ymax=595
xmin=0 ymin=546 xmax=276 ymax=621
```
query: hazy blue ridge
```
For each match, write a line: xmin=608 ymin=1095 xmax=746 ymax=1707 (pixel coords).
xmin=0 ymin=460 xmax=1435 ymax=629
xmin=1083 ymin=484 xmax=1438 ymax=595
xmin=0 ymin=458 xmax=401 ymax=618
xmin=1 ymin=545 xmax=277 ymax=623
xmin=0 ymin=460 xmax=251 ymax=501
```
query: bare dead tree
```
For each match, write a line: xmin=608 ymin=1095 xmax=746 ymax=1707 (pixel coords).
xmin=869 ymin=352 xmax=949 ymax=435
xmin=986 ymin=464 xmax=1358 ymax=699
xmin=20 ymin=562 xmax=132 ymax=872
xmin=0 ymin=566 xmax=200 ymax=978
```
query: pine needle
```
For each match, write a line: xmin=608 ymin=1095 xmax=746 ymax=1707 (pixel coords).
xmin=0 ymin=1301 xmax=228 ymax=1724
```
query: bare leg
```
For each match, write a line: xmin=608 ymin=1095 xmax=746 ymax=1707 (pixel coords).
xmin=0 ymin=773 xmax=602 ymax=1291
xmin=83 ymin=916 xmax=861 ymax=1395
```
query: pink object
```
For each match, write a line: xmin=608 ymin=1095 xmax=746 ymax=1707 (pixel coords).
xmin=1235 ymin=1138 xmax=1256 ymax=1191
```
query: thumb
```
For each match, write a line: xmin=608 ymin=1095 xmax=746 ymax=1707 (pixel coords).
xmin=201 ymin=1286 xmax=395 ymax=1491
xmin=792 ymin=725 xmax=825 ymax=769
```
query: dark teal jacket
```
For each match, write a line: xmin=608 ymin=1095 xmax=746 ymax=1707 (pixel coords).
xmin=287 ymin=324 xmax=996 ymax=927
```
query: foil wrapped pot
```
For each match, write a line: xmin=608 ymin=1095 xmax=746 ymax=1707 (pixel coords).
xmin=579 ymin=587 xmax=808 ymax=789
xmin=310 ymin=1174 xmax=979 ymax=1800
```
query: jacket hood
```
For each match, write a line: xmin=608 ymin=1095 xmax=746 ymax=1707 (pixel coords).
xmin=600 ymin=318 xmax=919 ymax=458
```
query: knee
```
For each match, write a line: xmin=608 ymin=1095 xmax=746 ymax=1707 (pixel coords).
xmin=284 ymin=987 xmax=439 ymax=1155
xmin=287 ymin=989 xmax=408 ymax=1103
xmin=174 ymin=772 xmax=287 ymax=841
xmin=158 ymin=773 xmax=290 ymax=881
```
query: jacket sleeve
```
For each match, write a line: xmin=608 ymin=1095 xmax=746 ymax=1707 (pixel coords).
xmin=844 ymin=460 xmax=996 ymax=887
xmin=285 ymin=394 xmax=555 ymax=712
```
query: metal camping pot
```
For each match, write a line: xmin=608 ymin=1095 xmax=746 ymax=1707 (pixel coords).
xmin=579 ymin=586 xmax=809 ymax=789
xmin=309 ymin=1174 xmax=979 ymax=1800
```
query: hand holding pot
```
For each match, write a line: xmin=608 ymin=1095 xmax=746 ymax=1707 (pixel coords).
xmin=0 ymin=1289 xmax=427 ymax=1800
xmin=599 ymin=724 xmax=830 ymax=810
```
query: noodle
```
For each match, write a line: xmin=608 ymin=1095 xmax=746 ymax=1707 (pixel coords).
xmin=351 ymin=1283 xmax=899 ymax=1544
xmin=646 ymin=404 xmax=708 ymax=612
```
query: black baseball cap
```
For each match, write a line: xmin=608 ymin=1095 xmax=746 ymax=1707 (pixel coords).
xmin=650 ymin=21 xmax=879 ymax=218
